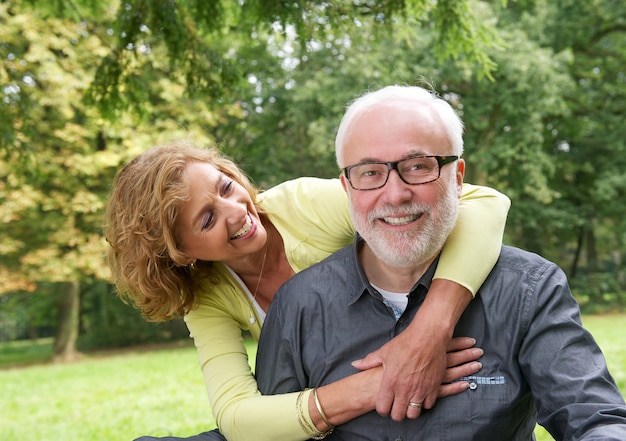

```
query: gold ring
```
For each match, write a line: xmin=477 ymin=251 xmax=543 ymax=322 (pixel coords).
xmin=408 ymin=402 xmax=422 ymax=409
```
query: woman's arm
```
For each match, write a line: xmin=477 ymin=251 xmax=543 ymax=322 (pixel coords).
xmin=309 ymin=337 xmax=483 ymax=432
xmin=186 ymin=281 xmax=483 ymax=441
xmin=435 ymin=183 xmax=511 ymax=294
xmin=185 ymin=273 xmax=311 ymax=441
xmin=352 ymin=183 xmax=510 ymax=420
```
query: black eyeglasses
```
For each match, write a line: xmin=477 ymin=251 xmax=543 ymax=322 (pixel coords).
xmin=342 ymin=155 xmax=459 ymax=191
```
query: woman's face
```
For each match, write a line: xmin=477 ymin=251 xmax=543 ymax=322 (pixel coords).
xmin=176 ymin=161 xmax=266 ymax=264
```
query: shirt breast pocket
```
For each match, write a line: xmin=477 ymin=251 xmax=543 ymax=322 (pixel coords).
xmin=448 ymin=374 xmax=511 ymax=424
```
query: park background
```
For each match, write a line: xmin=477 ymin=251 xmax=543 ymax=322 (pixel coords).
xmin=1 ymin=1 xmax=624 ymax=440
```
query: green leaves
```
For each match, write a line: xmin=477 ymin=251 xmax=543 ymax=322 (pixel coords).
xmin=1 ymin=0 xmax=624 ymax=301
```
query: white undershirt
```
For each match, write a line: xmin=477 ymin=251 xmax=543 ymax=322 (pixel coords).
xmin=371 ymin=283 xmax=409 ymax=320
xmin=224 ymin=265 xmax=266 ymax=325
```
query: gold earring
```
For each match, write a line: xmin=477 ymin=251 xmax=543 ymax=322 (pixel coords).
xmin=189 ymin=261 xmax=197 ymax=270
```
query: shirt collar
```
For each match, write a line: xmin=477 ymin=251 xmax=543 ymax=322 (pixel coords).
xmin=347 ymin=234 xmax=439 ymax=306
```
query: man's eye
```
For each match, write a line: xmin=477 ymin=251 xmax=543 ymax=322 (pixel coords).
xmin=360 ymin=168 xmax=384 ymax=178
xmin=362 ymin=169 xmax=379 ymax=177
xmin=404 ymin=160 xmax=431 ymax=174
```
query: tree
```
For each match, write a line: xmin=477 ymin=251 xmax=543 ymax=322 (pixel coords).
xmin=543 ymin=0 xmax=626 ymax=280
xmin=450 ymin=2 xmax=576 ymax=258
xmin=27 ymin=0 xmax=505 ymax=117
xmin=1 ymin=3 xmax=114 ymax=361
xmin=0 ymin=2 xmax=223 ymax=358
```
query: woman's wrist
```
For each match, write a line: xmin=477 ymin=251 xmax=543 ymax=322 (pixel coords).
xmin=308 ymin=368 xmax=382 ymax=430
xmin=416 ymin=278 xmax=472 ymax=337
xmin=299 ymin=389 xmax=333 ymax=439
xmin=311 ymin=388 xmax=335 ymax=432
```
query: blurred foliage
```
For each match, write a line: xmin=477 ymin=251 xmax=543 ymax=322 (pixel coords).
xmin=572 ymin=273 xmax=626 ymax=314
xmin=1 ymin=280 xmax=189 ymax=347
xmin=26 ymin=0 xmax=504 ymax=117
xmin=78 ymin=280 xmax=190 ymax=349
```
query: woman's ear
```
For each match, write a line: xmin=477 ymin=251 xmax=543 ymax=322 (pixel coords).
xmin=178 ymin=248 xmax=196 ymax=267
xmin=182 ymin=253 xmax=196 ymax=266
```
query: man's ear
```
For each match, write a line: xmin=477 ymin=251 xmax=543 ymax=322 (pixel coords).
xmin=456 ymin=159 xmax=465 ymax=196
xmin=339 ymin=173 xmax=349 ymax=193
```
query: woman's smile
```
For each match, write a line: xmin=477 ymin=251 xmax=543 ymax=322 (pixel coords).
xmin=231 ymin=214 xmax=257 ymax=240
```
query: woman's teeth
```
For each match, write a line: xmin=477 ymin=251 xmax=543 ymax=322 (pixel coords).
xmin=231 ymin=215 xmax=252 ymax=239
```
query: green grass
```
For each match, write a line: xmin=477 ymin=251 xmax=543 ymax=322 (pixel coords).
xmin=0 ymin=337 xmax=55 ymax=368
xmin=1 ymin=315 xmax=624 ymax=441
xmin=0 ymin=341 xmax=213 ymax=440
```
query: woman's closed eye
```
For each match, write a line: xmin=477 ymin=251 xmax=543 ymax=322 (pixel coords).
xmin=220 ymin=179 xmax=234 ymax=196
xmin=200 ymin=179 xmax=234 ymax=230
xmin=201 ymin=212 xmax=215 ymax=231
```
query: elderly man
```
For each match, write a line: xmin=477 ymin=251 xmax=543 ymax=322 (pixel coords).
xmin=255 ymin=85 xmax=626 ymax=440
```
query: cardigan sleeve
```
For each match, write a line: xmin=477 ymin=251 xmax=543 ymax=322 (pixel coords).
xmin=184 ymin=274 xmax=311 ymax=441
xmin=433 ymin=183 xmax=510 ymax=295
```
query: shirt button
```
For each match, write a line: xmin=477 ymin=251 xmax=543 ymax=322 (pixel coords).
xmin=469 ymin=381 xmax=478 ymax=390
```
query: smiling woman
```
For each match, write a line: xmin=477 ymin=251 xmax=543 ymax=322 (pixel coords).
xmin=105 ymin=143 xmax=260 ymax=321
xmin=104 ymin=139 xmax=510 ymax=441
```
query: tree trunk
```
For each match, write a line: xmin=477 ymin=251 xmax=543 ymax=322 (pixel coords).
xmin=585 ymin=221 xmax=598 ymax=272
xmin=570 ymin=226 xmax=584 ymax=278
xmin=613 ymin=250 xmax=624 ymax=284
xmin=53 ymin=280 xmax=81 ymax=363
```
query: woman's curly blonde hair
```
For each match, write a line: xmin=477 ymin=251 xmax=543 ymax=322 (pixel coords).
xmin=104 ymin=140 xmax=260 ymax=322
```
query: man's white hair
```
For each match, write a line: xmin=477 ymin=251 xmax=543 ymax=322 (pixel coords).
xmin=335 ymin=85 xmax=464 ymax=167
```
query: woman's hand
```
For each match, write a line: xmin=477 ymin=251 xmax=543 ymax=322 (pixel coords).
xmin=351 ymin=279 xmax=474 ymax=421
xmin=438 ymin=336 xmax=483 ymax=398
xmin=313 ymin=336 xmax=482 ymax=430
xmin=352 ymin=330 xmax=480 ymax=421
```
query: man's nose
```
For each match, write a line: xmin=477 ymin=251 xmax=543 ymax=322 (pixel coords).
xmin=382 ymin=169 xmax=413 ymax=202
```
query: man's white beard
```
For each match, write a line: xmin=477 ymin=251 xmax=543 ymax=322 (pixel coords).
xmin=351 ymin=186 xmax=459 ymax=268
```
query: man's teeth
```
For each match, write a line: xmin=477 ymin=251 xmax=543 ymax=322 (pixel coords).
xmin=383 ymin=214 xmax=420 ymax=226
xmin=231 ymin=216 xmax=252 ymax=239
